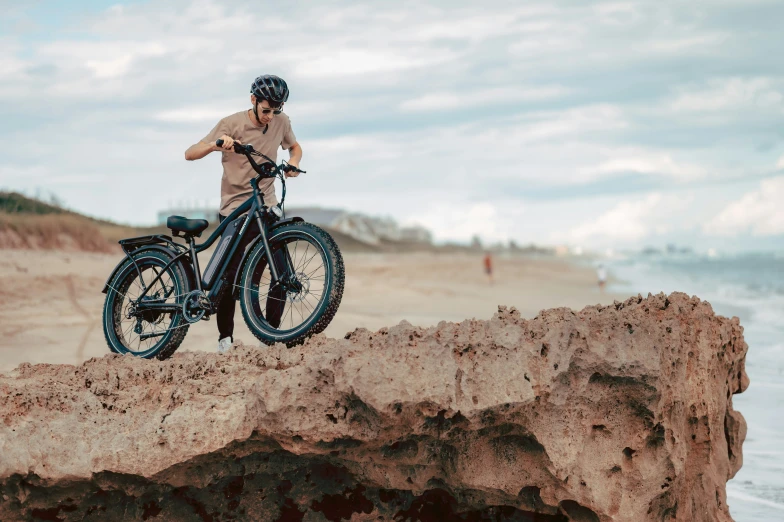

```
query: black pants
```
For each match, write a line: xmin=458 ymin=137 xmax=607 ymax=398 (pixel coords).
xmin=216 ymin=214 xmax=287 ymax=341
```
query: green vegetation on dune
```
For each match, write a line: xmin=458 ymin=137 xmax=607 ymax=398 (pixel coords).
xmin=0 ymin=192 xmax=122 ymax=251
xmin=0 ymin=192 xmax=69 ymax=216
xmin=0 ymin=191 xmax=131 ymax=228
xmin=0 ymin=211 xmax=112 ymax=251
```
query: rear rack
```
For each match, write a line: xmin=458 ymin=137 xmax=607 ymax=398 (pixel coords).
xmin=119 ymin=234 xmax=185 ymax=252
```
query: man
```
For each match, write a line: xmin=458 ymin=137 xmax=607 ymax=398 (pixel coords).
xmin=597 ymin=263 xmax=607 ymax=294
xmin=483 ymin=251 xmax=494 ymax=285
xmin=184 ymin=74 xmax=303 ymax=353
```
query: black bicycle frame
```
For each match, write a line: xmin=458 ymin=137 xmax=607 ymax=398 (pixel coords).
xmin=133 ymin=177 xmax=281 ymax=314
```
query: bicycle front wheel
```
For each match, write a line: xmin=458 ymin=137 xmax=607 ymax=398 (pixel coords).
xmin=238 ymin=222 xmax=344 ymax=346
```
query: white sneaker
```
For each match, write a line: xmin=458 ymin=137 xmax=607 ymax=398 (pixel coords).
xmin=217 ymin=337 xmax=233 ymax=354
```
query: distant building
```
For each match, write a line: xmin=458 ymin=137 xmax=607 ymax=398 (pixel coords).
xmin=332 ymin=213 xmax=379 ymax=244
xmin=285 ymin=206 xmax=433 ymax=246
xmin=399 ymin=225 xmax=432 ymax=244
xmin=284 ymin=207 xmax=344 ymax=229
xmin=366 ymin=216 xmax=402 ymax=241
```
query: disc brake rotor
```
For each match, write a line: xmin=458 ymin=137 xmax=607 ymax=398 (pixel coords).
xmin=287 ymin=271 xmax=311 ymax=303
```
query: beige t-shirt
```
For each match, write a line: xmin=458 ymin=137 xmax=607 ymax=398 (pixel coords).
xmin=202 ymin=110 xmax=297 ymax=216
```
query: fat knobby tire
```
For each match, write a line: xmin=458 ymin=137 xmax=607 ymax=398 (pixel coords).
xmin=239 ymin=222 xmax=345 ymax=347
xmin=102 ymin=249 xmax=190 ymax=360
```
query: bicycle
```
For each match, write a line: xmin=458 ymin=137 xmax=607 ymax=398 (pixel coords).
xmin=101 ymin=141 xmax=345 ymax=359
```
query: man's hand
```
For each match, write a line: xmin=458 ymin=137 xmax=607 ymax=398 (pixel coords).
xmin=285 ymin=161 xmax=301 ymax=178
xmin=217 ymin=135 xmax=240 ymax=151
xmin=285 ymin=142 xmax=303 ymax=177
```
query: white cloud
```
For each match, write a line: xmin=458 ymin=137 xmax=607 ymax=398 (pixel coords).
xmin=406 ymin=7 xmax=551 ymax=43
xmin=593 ymin=2 xmax=642 ymax=26
xmin=0 ymin=0 xmax=782 ymax=253
xmin=561 ymin=193 xmax=692 ymax=244
xmin=669 ymin=77 xmax=784 ymax=113
xmin=496 ymin=104 xmax=628 ymax=146
xmin=577 ymin=147 xmax=706 ymax=181
xmin=155 ymin=104 xmax=246 ymax=123
xmin=0 ymin=42 xmax=27 ymax=77
xmin=644 ymin=33 xmax=727 ymax=54
xmin=399 ymin=86 xmax=569 ymax=112
xmin=0 ymin=164 xmax=50 ymax=181
xmin=293 ymin=47 xmax=460 ymax=79
xmin=776 ymin=156 xmax=784 ymax=170
xmin=703 ymin=177 xmax=784 ymax=236
xmin=409 ymin=202 xmax=511 ymax=243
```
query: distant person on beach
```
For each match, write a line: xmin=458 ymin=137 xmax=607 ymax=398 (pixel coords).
xmin=597 ymin=263 xmax=607 ymax=293
xmin=484 ymin=252 xmax=494 ymax=284
xmin=184 ymin=75 xmax=302 ymax=354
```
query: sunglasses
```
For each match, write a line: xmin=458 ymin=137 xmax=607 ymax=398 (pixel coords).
xmin=259 ymin=107 xmax=283 ymax=115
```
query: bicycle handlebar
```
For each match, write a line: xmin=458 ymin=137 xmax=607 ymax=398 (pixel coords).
xmin=215 ymin=139 xmax=306 ymax=175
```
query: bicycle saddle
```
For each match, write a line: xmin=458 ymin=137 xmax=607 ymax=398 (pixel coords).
xmin=167 ymin=215 xmax=209 ymax=236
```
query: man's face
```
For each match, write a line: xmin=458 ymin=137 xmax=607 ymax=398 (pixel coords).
xmin=251 ymin=95 xmax=282 ymax=125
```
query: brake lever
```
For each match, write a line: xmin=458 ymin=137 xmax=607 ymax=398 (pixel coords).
xmin=282 ymin=164 xmax=307 ymax=174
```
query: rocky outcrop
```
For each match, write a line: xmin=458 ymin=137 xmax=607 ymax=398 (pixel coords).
xmin=0 ymin=292 xmax=748 ymax=521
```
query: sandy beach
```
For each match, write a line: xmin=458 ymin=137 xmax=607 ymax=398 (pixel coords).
xmin=0 ymin=248 xmax=625 ymax=372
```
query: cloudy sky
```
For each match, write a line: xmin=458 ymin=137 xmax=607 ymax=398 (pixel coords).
xmin=1 ymin=0 xmax=783 ymax=252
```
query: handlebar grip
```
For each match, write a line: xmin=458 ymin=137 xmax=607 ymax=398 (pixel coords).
xmin=215 ymin=139 xmax=224 ymax=147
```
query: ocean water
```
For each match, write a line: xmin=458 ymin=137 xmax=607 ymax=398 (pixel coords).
xmin=604 ymin=252 xmax=784 ymax=522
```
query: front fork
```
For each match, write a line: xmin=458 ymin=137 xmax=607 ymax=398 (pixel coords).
xmin=253 ymin=190 xmax=298 ymax=290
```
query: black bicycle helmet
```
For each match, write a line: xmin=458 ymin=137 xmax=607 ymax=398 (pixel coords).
xmin=250 ymin=75 xmax=289 ymax=105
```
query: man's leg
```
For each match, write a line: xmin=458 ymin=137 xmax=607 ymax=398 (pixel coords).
xmin=216 ymin=290 xmax=236 ymax=342
xmin=215 ymin=215 xmax=260 ymax=341
xmin=215 ymin=215 xmax=235 ymax=341
xmin=215 ymin=213 xmax=288 ymax=331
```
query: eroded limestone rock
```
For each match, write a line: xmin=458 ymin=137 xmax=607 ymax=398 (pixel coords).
xmin=0 ymin=292 xmax=748 ymax=521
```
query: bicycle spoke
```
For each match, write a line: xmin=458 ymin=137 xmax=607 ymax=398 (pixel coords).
xmin=305 ymin=290 xmax=323 ymax=300
xmin=303 ymin=263 xmax=325 ymax=280
xmin=292 ymin=240 xmax=299 ymax=271
xmin=280 ymin=299 xmax=293 ymax=328
xmin=295 ymin=301 xmax=305 ymax=324
xmin=255 ymin=289 xmax=288 ymax=303
xmin=110 ymin=258 xmax=185 ymax=355
xmin=296 ymin=243 xmax=311 ymax=272
xmin=121 ymin=320 xmax=135 ymax=342
xmin=300 ymin=295 xmax=315 ymax=315
xmin=298 ymin=299 xmax=311 ymax=322
xmin=300 ymin=250 xmax=320 ymax=273
xmin=304 ymin=296 xmax=319 ymax=316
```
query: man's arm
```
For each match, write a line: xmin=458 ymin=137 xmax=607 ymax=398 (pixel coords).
xmin=184 ymin=134 xmax=239 ymax=161
xmin=184 ymin=141 xmax=218 ymax=161
xmin=286 ymin=142 xmax=303 ymax=177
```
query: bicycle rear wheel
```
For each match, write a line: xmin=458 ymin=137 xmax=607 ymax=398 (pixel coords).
xmin=238 ymin=222 xmax=344 ymax=346
xmin=102 ymin=250 xmax=190 ymax=359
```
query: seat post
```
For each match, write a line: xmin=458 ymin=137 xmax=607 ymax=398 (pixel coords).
xmin=188 ymin=236 xmax=203 ymax=291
